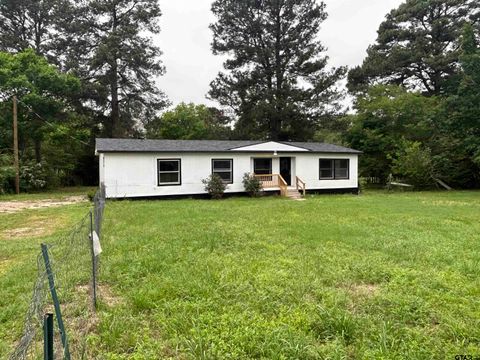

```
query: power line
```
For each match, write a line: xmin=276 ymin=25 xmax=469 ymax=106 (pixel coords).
xmin=16 ymin=98 xmax=91 ymax=147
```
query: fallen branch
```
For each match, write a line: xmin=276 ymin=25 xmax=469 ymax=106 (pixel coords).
xmin=434 ymin=178 xmax=453 ymax=190
xmin=389 ymin=182 xmax=414 ymax=188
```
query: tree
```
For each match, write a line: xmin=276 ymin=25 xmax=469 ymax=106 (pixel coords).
xmin=346 ymin=85 xmax=440 ymax=181
xmin=209 ymin=0 xmax=345 ymax=141
xmin=441 ymin=23 xmax=480 ymax=187
xmin=391 ymin=141 xmax=435 ymax=188
xmin=68 ymin=0 xmax=169 ymax=138
xmin=348 ymin=0 xmax=479 ymax=95
xmin=0 ymin=49 xmax=80 ymax=163
xmin=0 ymin=0 xmax=65 ymax=56
xmin=145 ymin=103 xmax=232 ymax=140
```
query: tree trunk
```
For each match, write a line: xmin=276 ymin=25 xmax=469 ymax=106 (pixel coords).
xmin=34 ymin=138 xmax=42 ymax=163
xmin=109 ymin=5 xmax=120 ymax=138
xmin=110 ymin=62 xmax=119 ymax=137
xmin=270 ymin=3 xmax=283 ymax=141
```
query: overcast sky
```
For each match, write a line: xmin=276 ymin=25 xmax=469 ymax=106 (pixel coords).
xmin=156 ymin=0 xmax=404 ymax=108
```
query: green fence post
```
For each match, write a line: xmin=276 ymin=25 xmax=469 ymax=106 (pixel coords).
xmin=41 ymin=244 xmax=71 ymax=360
xmin=43 ymin=313 xmax=54 ymax=360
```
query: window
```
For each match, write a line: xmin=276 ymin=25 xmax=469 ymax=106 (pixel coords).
xmin=157 ymin=159 xmax=181 ymax=185
xmin=253 ymin=158 xmax=272 ymax=175
xmin=319 ymin=159 xmax=349 ymax=180
xmin=319 ymin=159 xmax=334 ymax=179
xmin=334 ymin=159 xmax=349 ymax=179
xmin=212 ymin=159 xmax=233 ymax=184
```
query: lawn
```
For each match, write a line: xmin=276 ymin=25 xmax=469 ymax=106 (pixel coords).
xmin=1 ymin=190 xmax=480 ymax=359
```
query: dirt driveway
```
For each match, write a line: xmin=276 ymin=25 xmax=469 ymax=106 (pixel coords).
xmin=0 ymin=196 xmax=87 ymax=214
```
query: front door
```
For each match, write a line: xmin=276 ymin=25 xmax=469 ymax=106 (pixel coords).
xmin=280 ymin=157 xmax=291 ymax=185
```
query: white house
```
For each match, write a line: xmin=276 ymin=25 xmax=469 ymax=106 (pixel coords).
xmin=95 ymin=138 xmax=361 ymax=199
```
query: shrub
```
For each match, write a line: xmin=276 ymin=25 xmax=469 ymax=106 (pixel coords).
xmin=0 ymin=167 xmax=15 ymax=194
xmin=0 ymin=154 xmax=15 ymax=194
xmin=20 ymin=162 xmax=48 ymax=191
xmin=391 ymin=141 xmax=435 ymax=189
xmin=87 ymin=189 xmax=97 ymax=202
xmin=202 ymin=174 xmax=227 ymax=199
xmin=358 ymin=177 xmax=367 ymax=193
xmin=242 ymin=173 xmax=263 ymax=197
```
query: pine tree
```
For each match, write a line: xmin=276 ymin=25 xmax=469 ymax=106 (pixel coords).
xmin=0 ymin=0 xmax=66 ymax=57
xmin=209 ymin=0 xmax=345 ymax=141
xmin=62 ymin=0 xmax=169 ymax=137
xmin=348 ymin=0 xmax=479 ymax=95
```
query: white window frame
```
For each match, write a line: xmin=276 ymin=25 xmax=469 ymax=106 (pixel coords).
xmin=212 ymin=159 xmax=233 ymax=184
xmin=157 ymin=159 xmax=181 ymax=186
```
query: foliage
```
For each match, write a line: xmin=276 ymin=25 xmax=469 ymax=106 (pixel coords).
xmin=209 ymin=0 xmax=345 ymax=141
xmin=346 ymin=85 xmax=439 ymax=181
xmin=441 ymin=24 xmax=480 ymax=185
xmin=87 ymin=188 xmax=97 ymax=202
xmin=242 ymin=172 xmax=263 ymax=197
xmin=19 ymin=161 xmax=48 ymax=191
xmin=0 ymin=49 xmax=81 ymax=163
xmin=0 ymin=0 xmax=64 ymax=56
xmin=145 ymin=103 xmax=232 ymax=140
xmin=0 ymin=0 xmax=170 ymax=191
xmin=0 ymin=50 xmax=94 ymax=190
xmin=348 ymin=0 xmax=479 ymax=95
xmin=0 ymin=153 xmax=15 ymax=194
xmin=59 ymin=0 xmax=169 ymax=137
xmin=391 ymin=141 xmax=435 ymax=188
xmin=202 ymin=174 xmax=227 ymax=199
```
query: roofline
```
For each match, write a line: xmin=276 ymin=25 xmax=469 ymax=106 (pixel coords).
xmin=95 ymin=138 xmax=363 ymax=154
xmin=96 ymin=149 xmax=362 ymax=154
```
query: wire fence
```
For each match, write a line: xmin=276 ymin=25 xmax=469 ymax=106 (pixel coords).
xmin=9 ymin=184 xmax=106 ymax=360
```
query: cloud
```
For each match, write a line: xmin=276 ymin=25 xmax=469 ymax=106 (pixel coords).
xmin=156 ymin=0 xmax=404 ymax=108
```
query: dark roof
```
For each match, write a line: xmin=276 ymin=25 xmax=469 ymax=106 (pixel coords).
xmin=95 ymin=138 xmax=361 ymax=154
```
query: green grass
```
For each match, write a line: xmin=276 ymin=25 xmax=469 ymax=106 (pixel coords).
xmin=1 ymin=190 xmax=480 ymax=359
xmin=0 ymin=194 xmax=92 ymax=357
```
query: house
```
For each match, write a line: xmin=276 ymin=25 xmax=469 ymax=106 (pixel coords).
xmin=95 ymin=138 xmax=361 ymax=199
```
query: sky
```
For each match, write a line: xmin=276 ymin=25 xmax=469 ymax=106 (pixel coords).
xmin=156 ymin=0 xmax=404 ymax=108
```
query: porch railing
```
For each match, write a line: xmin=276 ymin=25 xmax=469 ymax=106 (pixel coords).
xmin=296 ymin=176 xmax=306 ymax=196
xmin=254 ymin=174 xmax=288 ymax=197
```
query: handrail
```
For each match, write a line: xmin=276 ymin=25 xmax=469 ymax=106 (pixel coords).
xmin=296 ymin=176 xmax=306 ymax=197
xmin=278 ymin=174 xmax=288 ymax=197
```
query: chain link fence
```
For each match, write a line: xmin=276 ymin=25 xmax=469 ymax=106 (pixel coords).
xmin=9 ymin=184 xmax=106 ymax=360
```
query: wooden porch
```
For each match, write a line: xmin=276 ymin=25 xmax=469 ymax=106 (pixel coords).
xmin=254 ymin=174 xmax=306 ymax=198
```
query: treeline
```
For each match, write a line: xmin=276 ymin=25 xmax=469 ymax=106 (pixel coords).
xmin=0 ymin=0 xmax=479 ymax=192
xmin=0 ymin=0 xmax=167 ymax=191
xmin=347 ymin=0 xmax=480 ymax=188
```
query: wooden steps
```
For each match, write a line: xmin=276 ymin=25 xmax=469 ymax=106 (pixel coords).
xmin=286 ymin=188 xmax=304 ymax=200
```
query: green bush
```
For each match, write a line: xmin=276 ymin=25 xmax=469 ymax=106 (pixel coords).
xmin=391 ymin=141 xmax=435 ymax=189
xmin=0 ymin=167 xmax=15 ymax=194
xmin=202 ymin=174 xmax=227 ymax=199
xmin=87 ymin=189 xmax=97 ymax=201
xmin=19 ymin=162 xmax=48 ymax=191
xmin=0 ymin=154 xmax=15 ymax=194
xmin=242 ymin=173 xmax=263 ymax=197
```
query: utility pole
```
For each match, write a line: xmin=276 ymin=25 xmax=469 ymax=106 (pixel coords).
xmin=13 ymin=95 xmax=19 ymax=194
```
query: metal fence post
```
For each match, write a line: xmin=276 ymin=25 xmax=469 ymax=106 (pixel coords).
xmin=89 ymin=211 xmax=97 ymax=309
xmin=41 ymin=244 xmax=71 ymax=360
xmin=43 ymin=313 xmax=53 ymax=360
